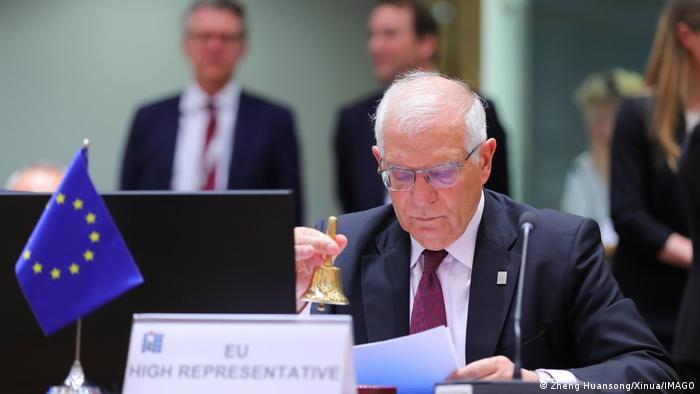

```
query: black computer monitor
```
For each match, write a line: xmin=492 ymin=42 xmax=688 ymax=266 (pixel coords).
xmin=0 ymin=191 xmax=296 ymax=393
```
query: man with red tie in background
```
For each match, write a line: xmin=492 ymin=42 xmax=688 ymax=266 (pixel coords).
xmin=121 ymin=0 xmax=303 ymax=223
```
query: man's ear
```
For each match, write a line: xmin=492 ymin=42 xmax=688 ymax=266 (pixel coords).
xmin=372 ymin=145 xmax=382 ymax=166
xmin=182 ymin=36 xmax=192 ymax=61
xmin=479 ymin=138 xmax=497 ymax=185
xmin=238 ymin=39 xmax=249 ymax=59
xmin=418 ymin=33 xmax=438 ymax=64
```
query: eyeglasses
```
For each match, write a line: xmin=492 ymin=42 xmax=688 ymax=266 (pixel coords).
xmin=187 ymin=32 xmax=245 ymax=45
xmin=377 ymin=142 xmax=483 ymax=191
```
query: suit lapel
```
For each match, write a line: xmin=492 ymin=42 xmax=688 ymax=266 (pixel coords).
xmin=228 ymin=92 xmax=252 ymax=188
xmin=361 ymin=219 xmax=411 ymax=342
xmin=158 ymin=98 xmax=180 ymax=188
xmin=466 ymin=192 xmax=520 ymax=363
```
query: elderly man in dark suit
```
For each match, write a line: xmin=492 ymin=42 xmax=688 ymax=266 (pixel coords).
xmin=120 ymin=0 xmax=303 ymax=223
xmin=334 ymin=0 xmax=509 ymax=214
xmin=295 ymin=71 xmax=679 ymax=388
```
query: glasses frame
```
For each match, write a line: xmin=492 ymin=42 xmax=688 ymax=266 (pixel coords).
xmin=377 ymin=142 xmax=483 ymax=192
xmin=186 ymin=31 xmax=246 ymax=46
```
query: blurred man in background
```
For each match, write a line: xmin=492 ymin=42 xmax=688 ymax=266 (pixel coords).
xmin=334 ymin=0 xmax=509 ymax=214
xmin=120 ymin=0 xmax=303 ymax=223
xmin=6 ymin=162 xmax=64 ymax=192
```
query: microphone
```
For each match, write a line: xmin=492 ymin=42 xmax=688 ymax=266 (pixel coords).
xmin=512 ymin=211 xmax=537 ymax=380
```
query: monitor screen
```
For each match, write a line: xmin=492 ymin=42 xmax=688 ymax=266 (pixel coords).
xmin=0 ymin=191 xmax=296 ymax=393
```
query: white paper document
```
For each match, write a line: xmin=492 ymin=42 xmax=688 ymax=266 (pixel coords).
xmin=353 ymin=326 xmax=459 ymax=394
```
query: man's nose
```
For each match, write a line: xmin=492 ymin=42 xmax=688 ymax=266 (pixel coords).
xmin=204 ymin=36 xmax=226 ymax=50
xmin=410 ymin=174 xmax=437 ymax=205
xmin=368 ymin=35 xmax=384 ymax=54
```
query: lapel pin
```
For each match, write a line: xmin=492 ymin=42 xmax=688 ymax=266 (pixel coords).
xmin=497 ymin=271 xmax=507 ymax=285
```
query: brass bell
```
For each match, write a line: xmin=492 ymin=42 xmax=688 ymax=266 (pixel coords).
xmin=301 ymin=216 xmax=349 ymax=311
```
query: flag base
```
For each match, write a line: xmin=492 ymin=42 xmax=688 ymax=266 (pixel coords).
xmin=47 ymin=360 xmax=102 ymax=394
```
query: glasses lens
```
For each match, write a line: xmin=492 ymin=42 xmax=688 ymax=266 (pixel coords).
xmin=387 ymin=168 xmax=414 ymax=190
xmin=426 ymin=165 xmax=459 ymax=188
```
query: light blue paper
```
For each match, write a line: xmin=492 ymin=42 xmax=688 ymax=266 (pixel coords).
xmin=353 ymin=326 xmax=459 ymax=394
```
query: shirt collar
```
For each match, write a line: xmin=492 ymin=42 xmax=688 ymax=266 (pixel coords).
xmin=179 ymin=79 xmax=241 ymax=113
xmin=409 ymin=190 xmax=485 ymax=270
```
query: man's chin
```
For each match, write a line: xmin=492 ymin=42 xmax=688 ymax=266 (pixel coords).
xmin=203 ymin=72 xmax=230 ymax=82
xmin=197 ymin=72 xmax=233 ymax=91
xmin=414 ymin=237 xmax=448 ymax=251
xmin=410 ymin=227 xmax=448 ymax=249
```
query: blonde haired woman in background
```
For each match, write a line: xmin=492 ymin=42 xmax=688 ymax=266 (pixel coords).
xmin=561 ymin=68 xmax=646 ymax=256
xmin=611 ymin=0 xmax=698 ymax=351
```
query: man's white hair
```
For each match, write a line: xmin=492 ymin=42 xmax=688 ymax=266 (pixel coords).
xmin=373 ymin=70 xmax=487 ymax=160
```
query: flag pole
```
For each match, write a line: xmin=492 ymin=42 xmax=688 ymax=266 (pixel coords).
xmin=75 ymin=318 xmax=82 ymax=363
xmin=75 ymin=137 xmax=87 ymax=368
xmin=47 ymin=138 xmax=102 ymax=394
xmin=48 ymin=318 xmax=102 ymax=393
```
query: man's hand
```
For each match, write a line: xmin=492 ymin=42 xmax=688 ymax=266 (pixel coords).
xmin=294 ymin=226 xmax=348 ymax=313
xmin=448 ymin=356 xmax=538 ymax=382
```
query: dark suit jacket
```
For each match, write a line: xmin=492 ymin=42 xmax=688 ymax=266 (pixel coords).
xmin=674 ymin=125 xmax=700 ymax=382
xmin=313 ymin=190 xmax=678 ymax=385
xmin=610 ymin=97 xmax=688 ymax=344
xmin=120 ymin=90 xmax=304 ymax=224
xmin=334 ymin=91 xmax=509 ymax=214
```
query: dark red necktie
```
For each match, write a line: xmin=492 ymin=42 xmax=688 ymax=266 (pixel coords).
xmin=410 ymin=249 xmax=448 ymax=334
xmin=201 ymin=100 xmax=217 ymax=190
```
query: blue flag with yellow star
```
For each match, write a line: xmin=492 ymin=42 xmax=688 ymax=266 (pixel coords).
xmin=15 ymin=147 xmax=143 ymax=336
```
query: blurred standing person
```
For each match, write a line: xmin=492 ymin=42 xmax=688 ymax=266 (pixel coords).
xmin=5 ymin=162 xmax=64 ymax=192
xmin=561 ymin=69 xmax=646 ymax=256
xmin=611 ymin=0 xmax=697 ymax=350
xmin=120 ymin=0 xmax=303 ymax=223
xmin=675 ymin=123 xmax=700 ymax=384
xmin=334 ymin=0 xmax=509 ymax=214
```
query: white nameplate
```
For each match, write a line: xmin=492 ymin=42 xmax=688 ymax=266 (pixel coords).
xmin=122 ymin=313 xmax=356 ymax=394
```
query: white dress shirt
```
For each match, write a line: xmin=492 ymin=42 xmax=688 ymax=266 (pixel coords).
xmin=171 ymin=80 xmax=241 ymax=190
xmin=409 ymin=191 xmax=484 ymax=367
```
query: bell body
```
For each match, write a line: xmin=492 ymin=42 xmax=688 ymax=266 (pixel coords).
xmin=301 ymin=265 xmax=349 ymax=306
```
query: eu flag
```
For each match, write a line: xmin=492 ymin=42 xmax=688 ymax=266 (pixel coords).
xmin=15 ymin=147 xmax=143 ymax=335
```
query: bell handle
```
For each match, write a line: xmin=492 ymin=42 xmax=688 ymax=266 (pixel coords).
xmin=324 ymin=216 xmax=337 ymax=267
